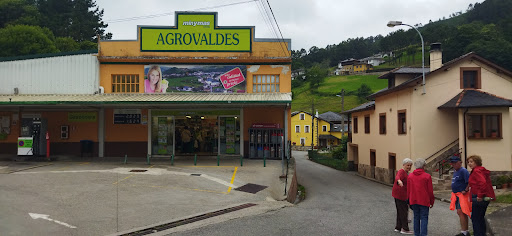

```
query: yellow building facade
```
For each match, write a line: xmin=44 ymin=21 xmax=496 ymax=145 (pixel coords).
xmin=291 ymin=111 xmax=342 ymax=148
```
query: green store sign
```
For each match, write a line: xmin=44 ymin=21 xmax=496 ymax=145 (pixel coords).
xmin=140 ymin=12 xmax=252 ymax=52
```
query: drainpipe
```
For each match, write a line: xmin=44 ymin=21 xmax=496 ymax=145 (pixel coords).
xmin=463 ymin=108 xmax=469 ymax=168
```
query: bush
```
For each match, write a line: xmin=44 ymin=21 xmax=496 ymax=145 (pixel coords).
xmin=331 ymin=146 xmax=346 ymax=160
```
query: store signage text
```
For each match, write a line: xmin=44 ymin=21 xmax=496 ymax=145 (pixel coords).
xmin=220 ymin=67 xmax=245 ymax=89
xmin=140 ymin=12 xmax=252 ymax=52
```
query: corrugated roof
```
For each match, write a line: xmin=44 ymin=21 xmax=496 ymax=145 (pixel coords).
xmin=438 ymin=90 xmax=512 ymax=109
xmin=0 ymin=93 xmax=292 ymax=105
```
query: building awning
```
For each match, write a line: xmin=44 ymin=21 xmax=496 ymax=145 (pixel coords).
xmin=319 ymin=134 xmax=340 ymax=140
xmin=0 ymin=93 xmax=292 ymax=105
xmin=438 ymin=90 xmax=512 ymax=109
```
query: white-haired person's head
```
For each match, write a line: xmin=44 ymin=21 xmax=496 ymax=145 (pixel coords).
xmin=414 ymin=158 xmax=426 ymax=169
xmin=402 ymin=158 xmax=413 ymax=165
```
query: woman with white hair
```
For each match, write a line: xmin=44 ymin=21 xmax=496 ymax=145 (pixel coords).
xmin=407 ymin=158 xmax=435 ymax=236
xmin=392 ymin=158 xmax=414 ymax=234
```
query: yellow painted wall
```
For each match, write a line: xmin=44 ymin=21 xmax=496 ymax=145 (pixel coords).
xmin=291 ymin=112 xmax=339 ymax=146
xmin=98 ymin=39 xmax=291 ymax=94
xmin=353 ymin=64 xmax=369 ymax=72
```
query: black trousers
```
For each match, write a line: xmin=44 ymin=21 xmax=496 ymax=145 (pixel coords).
xmin=471 ymin=200 xmax=489 ymax=236
xmin=395 ymin=198 xmax=410 ymax=231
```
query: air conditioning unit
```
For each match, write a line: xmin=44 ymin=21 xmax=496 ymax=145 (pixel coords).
xmin=14 ymin=88 xmax=19 ymax=95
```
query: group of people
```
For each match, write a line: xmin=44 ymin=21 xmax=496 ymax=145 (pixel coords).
xmin=392 ymin=155 xmax=495 ymax=236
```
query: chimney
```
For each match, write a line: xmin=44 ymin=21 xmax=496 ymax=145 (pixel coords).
xmin=430 ymin=43 xmax=443 ymax=71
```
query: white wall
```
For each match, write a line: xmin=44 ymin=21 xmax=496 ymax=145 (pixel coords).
xmin=0 ymin=54 xmax=99 ymax=95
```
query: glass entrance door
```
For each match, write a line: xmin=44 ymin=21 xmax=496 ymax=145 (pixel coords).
xmin=219 ymin=116 xmax=240 ymax=155
xmin=151 ymin=116 xmax=174 ymax=155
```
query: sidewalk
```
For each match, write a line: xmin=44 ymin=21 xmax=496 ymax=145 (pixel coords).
xmin=434 ymin=189 xmax=512 ymax=236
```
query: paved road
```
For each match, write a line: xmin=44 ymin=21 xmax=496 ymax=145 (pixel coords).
xmin=171 ymin=151 xmax=460 ymax=235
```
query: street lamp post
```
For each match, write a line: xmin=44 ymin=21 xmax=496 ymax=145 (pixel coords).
xmin=336 ymin=89 xmax=345 ymax=137
xmin=387 ymin=20 xmax=426 ymax=94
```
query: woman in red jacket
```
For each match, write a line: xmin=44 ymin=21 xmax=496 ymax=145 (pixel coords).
xmin=392 ymin=158 xmax=413 ymax=234
xmin=466 ymin=155 xmax=495 ymax=236
xmin=407 ymin=158 xmax=435 ymax=236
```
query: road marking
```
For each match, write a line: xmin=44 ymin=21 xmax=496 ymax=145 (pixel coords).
xmin=227 ymin=167 xmax=238 ymax=193
xmin=29 ymin=213 xmax=77 ymax=229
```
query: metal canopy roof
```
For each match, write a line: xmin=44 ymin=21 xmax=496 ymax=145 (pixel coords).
xmin=0 ymin=93 xmax=292 ymax=105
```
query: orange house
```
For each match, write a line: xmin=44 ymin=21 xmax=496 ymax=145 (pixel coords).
xmin=0 ymin=12 xmax=292 ymax=160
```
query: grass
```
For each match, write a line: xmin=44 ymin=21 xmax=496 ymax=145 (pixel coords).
xmin=297 ymin=184 xmax=306 ymax=200
xmin=291 ymin=74 xmax=387 ymax=113
xmin=308 ymin=150 xmax=348 ymax=171
xmin=495 ymin=193 xmax=512 ymax=204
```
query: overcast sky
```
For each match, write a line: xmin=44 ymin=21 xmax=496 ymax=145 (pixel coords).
xmin=96 ymin=0 xmax=483 ymax=51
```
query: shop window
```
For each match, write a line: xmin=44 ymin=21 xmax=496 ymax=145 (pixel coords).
xmin=353 ymin=116 xmax=358 ymax=133
xmin=379 ymin=113 xmax=386 ymax=134
xmin=305 ymin=125 xmax=310 ymax=133
xmin=112 ymin=74 xmax=140 ymax=93
xmin=460 ymin=67 xmax=481 ymax=89
xmin=398 ymin=110 xmax=406 ymax=134
xmin=468 ymin=113 xmax=502 ymax=139
xmin=253 ymin=75 xmax=280 ymax=93
xmin=322 ymin=125 xmax=327 ymax=132
xmin=295 ymin=125 xmax=300 ymax=133
xmin=300 ymin=113 xmax=305 ymax=120
xmin=364 ymin=115 xmax=370 ymax=134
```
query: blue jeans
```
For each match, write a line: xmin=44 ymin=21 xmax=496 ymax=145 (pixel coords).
xmin=411 ymin=204 xmax=429 ymax=236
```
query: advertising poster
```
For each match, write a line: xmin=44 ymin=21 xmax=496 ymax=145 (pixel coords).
xmin=144 ymin=65 xmax=247 ymax=94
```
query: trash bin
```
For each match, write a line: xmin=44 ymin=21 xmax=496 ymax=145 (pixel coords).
xmin=80 ymin=140 xmax=93 ymax=157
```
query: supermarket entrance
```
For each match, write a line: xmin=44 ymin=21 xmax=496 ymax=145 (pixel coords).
xmin=150 ymin=110 xmax=241 ymax=157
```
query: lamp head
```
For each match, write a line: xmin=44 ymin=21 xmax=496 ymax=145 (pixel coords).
xmin=387 ymin=21 xmax=402 ymax=27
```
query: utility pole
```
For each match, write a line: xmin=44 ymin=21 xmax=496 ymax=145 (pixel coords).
xmin=311 ymin=100 xmax=315 ymax=150
xmin=341 ymin=89 xmax=345 ymax=136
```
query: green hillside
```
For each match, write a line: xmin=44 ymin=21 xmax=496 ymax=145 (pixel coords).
xmin=291 ymin=74 xmax=387 ymax=114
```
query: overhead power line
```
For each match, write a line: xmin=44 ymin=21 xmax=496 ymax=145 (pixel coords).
xmin=105 ymin=0 xmax=257 ymax=23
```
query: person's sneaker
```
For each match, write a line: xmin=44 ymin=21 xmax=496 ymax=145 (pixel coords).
xmin=400 ymin=229 xmax=414 ymax=235
xmin=394 ymin=229 xmax=400 ymax=232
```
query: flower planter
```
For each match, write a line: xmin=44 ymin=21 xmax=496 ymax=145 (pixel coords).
xmin=491 ymin=132 xmax=497 ymax=138
xmin=474 ymin=132 xmax=481 ymax=138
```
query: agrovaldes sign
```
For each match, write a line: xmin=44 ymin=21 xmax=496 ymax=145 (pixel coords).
xmin=140 ymin=12 xmax=253 ymax=52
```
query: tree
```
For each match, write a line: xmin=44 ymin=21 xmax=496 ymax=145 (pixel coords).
xmin=0 ymin=24 xmax=58 ymax=57
xmin=305 ymin=64 xmax=328 ymax=90
xmin=356 ymin=84 xmax=372 ymax=102
xmin=36 ymin=0 xmax=111 ymax=42
xmin=0 ymin=0 xmax=40 ymax=27
xmin=55 ymin=37 xmax=80 ymax=52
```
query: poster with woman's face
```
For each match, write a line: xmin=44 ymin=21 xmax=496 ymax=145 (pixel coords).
xmin=144 ymin=65 xmax=247 ymax=93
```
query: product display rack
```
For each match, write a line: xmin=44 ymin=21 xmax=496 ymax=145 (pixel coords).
xmin=248 ymin=128 xmax=284 ymax=159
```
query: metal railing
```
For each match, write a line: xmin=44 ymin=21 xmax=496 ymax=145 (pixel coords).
xmin=433 ymin=148 xmax=462 ymax=177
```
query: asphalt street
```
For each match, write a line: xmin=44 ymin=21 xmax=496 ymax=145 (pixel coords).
xmin=171 ymin=150 xmax=461 ymax=236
